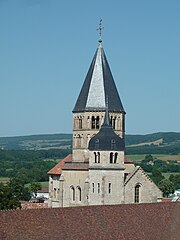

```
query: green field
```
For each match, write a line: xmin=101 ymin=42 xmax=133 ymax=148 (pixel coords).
xmin=38 ymin=181 xmax=49 ymax=188
xmin=127 ymin=154 xmax=180 ymax=163
xmin=162 ymin=172 xmax=180 ymax=179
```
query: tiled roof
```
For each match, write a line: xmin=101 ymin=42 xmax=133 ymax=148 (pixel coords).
xmin=124 ymin=156 xmax=133 ymax=164
xmin=62 ymin=162 xmax=89 ymax=171
xmin=48 ymin=154 xmax=72 ymax=175
xmin=49 ymin=154 xmax=133 ymax=174
xmin=21 ymin=202 xmax=48 ymax=209
xmin=0 ymin=202 xmax=179 ymax=240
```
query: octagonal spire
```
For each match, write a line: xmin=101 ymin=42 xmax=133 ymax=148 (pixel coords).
xmin=73 ymin=41 xmax=125 ymax=113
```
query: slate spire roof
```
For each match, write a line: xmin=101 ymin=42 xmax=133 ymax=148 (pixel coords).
xmin=73 ymin=41 xmax=125 ymax=113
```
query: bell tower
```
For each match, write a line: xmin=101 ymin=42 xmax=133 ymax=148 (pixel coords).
xmin=72 ymin=21 xmax=125 ymax=162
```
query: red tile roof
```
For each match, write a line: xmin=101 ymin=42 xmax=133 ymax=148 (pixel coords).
xmin=48 ymin=154 xmax=72 ymax=175
xmin=124 ymin=156 xmax=133 ymax=163
xmin=62 ymin=162 xmax=89 ymax=171
xmin=49 ymin=154 xmax=133 ymax=175
xmin=0 ymin=202 xmax=179 ymax=240
xmin=21 ymin=202 xmax=48 ymax=209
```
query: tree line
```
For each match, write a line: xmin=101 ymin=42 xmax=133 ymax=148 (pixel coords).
xmin=0 ymin=178 xmax=42 ymax=210
xmin=139 ymin=154 xmax=180 ymax=197
xmin=0 ymin=149 xmax=71 ymax=183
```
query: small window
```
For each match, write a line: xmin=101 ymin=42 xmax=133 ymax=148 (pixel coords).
xmin=114 ymin=152 xmax=118 ymax=163
xmin=135 ymin=184 xmax=141 ymax=203
xmin=77 ymin=186 xmax=81 ymax=202
xmin=92 ymin=116 xmax=95 ymax=129
xmin=96 ymin=116 xmax=100 ymax=129
xmin=54 ymin=188 xmax=56 ymax=198
xmin=112 ymin=118 xmax=116 ymax=129
xmin=97 ymin=183 xmax=100 ymax=194
xmin=110 ymin=152 xmax=113 ymax=163
xmin=97 ymin=152 xmax=100 ymax=163
xmin=79 ymin=119 xmax=82 ymax=129
xmin=92 ymin=183 xmax=95 ymax=193
xmin=108 ymin=183 xmax=112 ymax=194
xmin=111 ymin=139 xmax=116 ymax=150
xmin=70 ymin=186 xmax=75 ymax=202
xmin=94 ymin=152 xmax=97 ymax=163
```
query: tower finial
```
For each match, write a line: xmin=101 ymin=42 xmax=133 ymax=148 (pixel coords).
xmin=96 ymin=19 xmax=104 ymax=43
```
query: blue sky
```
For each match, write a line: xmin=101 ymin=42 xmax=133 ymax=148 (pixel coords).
xmin=0 ymin=0 xmax=180 ymax=137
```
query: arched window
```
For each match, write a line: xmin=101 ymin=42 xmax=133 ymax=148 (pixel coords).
xmin=110 ymin=152 xmax=113 ymax=163
xmin=79 ymin=118 xmax=82 ymax=129
xmin=114 ymin=152 xmax=118 ymax=163
xmin=92 ymin=116 xmax=95 ymax=129
xmin=92 ymin=116 xmax=100 ymax=129
xmin=94 ymin=152 xmax=97 ymax=163
xmin=97 ymin=183 xmax=100 ymax=194
xmin=134 ymin=184 xmax=141 ymax=203
xmin=108 ymin=183 xmax=112 ymax=194
xmin=97 ymin=152 xmax=100 ymax=163
xmin=92 ymin=183 xmax=95 ymax=193
xmin=70 ymin=186 xmax=75 ymax=202
xmin=112 ymin=117 xmax=116 ymax=129
xmin=87 ymin=116 xmax=91 ymax=129
xmin=96 ymin=116 xmax=100 ymax=129
xmin=54 ymin=188 xmax=56 ymax=198
xmin=77 ymin=186 xmax=81 ymax=202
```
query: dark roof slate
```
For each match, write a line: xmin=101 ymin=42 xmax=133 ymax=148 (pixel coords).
xmin=73 ymin=43 xmax=125 ymax=113
xmin=88 ymin=106 xmax=125 ymax=151
xmin=0 ymin=203 xmax=179 ymax=240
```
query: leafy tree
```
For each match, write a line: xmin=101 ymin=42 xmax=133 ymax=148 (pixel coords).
xmin=9 ymin=177 xmax=30 ymax=201
xmin=150 ymin=169 xmax=164 ymax=185
xmin=29 ymin=182 xmax=41 ymax=197
xmin=169 ymin=174 xmax=180 ymax=190
xmin=0 ymin=182 xmax=21 ymax=210
xmin=139 ymin=162 xmax=153 ymax=172
xmin=143 ymin=154 xmax=154 ymax=162
xmin=158 ymin=179 xmax=174 ymax=197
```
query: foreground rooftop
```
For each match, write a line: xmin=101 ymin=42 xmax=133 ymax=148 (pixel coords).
xmin=0 ymin=202 xmax=179 ymax=240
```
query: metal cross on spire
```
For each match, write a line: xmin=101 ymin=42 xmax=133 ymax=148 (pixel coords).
xmin=97 ymin=19 xmax=104 ymax=43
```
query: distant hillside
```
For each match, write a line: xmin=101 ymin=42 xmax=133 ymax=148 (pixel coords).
xmin=0 ymin=134 xmax=72 ymax=150
xmin=126 ymin=132 xmax=180 ymax=145
xmin=0 ymin=132 xmax=180 ymax=154
xmin=126 ymin=132 xmax=180 ymax=155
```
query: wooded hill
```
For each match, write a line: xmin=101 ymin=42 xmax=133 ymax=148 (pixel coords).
xmin=0 ymin=132 xmax=180 ymax=154
xmin=0 ymin=134 xmax=72 ymax=150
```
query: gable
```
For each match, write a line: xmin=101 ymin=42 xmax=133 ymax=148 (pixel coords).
xmin=124 ymin=166 xmax=162 ymax=203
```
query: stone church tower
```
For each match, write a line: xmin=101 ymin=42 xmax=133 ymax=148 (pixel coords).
xmin=72 ymin=39 xmax=125 ymax=164
xmin=48 ymin=32 xmax=162 ymax=208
